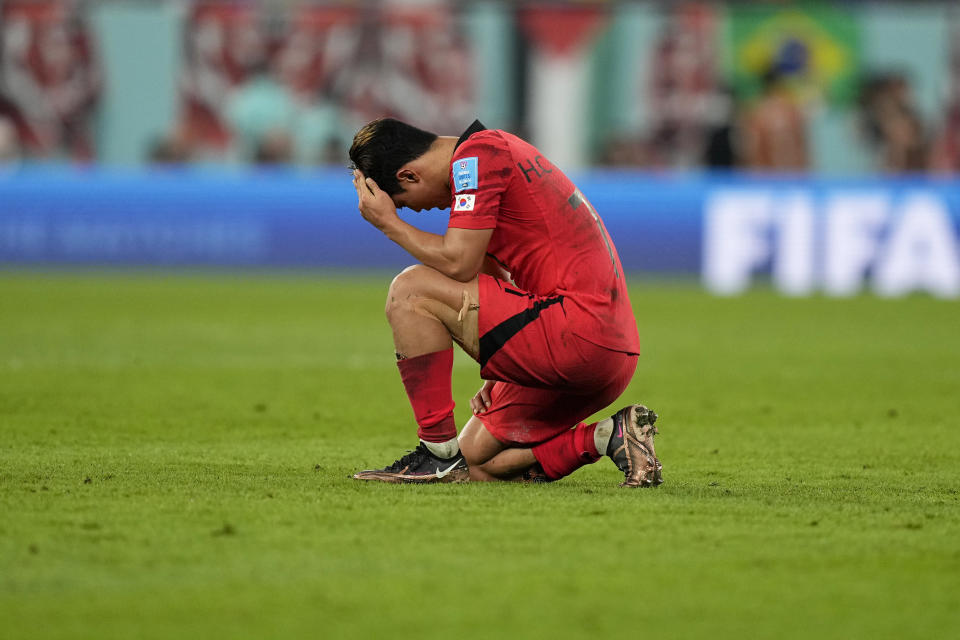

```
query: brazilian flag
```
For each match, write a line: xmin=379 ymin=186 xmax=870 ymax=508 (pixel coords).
xmin=725 ymin=3 xmax=860 ymax=105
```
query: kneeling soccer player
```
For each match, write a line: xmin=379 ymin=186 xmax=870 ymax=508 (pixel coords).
xmin=349 ymin=118 xmax=661 ymax=487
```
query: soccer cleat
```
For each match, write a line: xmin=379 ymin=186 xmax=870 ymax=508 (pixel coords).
xmin=353 ymin=443 xmax=469 ymax=484
xmin=606 ymin=404 xmax=662 ymax=488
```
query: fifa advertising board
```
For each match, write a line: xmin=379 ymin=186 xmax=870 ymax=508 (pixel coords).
xmin=703 ymin=186 xmax=960 ymax=298
xmin=0 ymin=170 xmax=958 ymax=298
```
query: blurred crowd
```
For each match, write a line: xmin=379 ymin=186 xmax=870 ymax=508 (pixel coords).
xmin=1 ymin=0 xmax=960 ymax=174
xmin=0 ymin=0 xmax=99 ymax=164
xmin=0 ymin=0 xmax=473 ymax=168
xmin=601 ymin=57 xmax=946 ymax=174
xmin=596 ymin=5 xmax=960 ymax=174
xmin=162 ymin=2 xmax=472 ymax=166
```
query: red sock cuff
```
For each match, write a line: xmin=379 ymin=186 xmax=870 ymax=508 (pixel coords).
xmin=532 ymin=422 xmax=600 ymax=480
xmin=397 ymin=348 xmax=457 ymax=443
xmin=576 ymin=421 xmax=601 ymax=459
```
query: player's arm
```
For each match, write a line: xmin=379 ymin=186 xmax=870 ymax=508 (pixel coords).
xmin=353 ymin=172 xmax=492 ymax=282
xmin=382 ymin=221 xmax=492 ymax=282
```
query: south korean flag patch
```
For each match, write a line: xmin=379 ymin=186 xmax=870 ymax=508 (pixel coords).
xmin=453 ymin=157 xmax=478 ymax=193
xmin=453 ymin=194 xmax=475 ymax=211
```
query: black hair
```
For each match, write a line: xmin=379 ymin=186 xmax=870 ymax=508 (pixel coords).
xmin=348 ymin=118 xmax=438 ymax=195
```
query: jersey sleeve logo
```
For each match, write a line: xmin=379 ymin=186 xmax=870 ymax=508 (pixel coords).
xmin=453 ymin=194 xmax=475 ymax=211
xmin=453 ymin=156 xmax=478 ymax=193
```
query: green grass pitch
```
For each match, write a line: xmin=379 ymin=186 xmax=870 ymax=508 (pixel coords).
xmin=1 ymin=271 xmax=958 ymax=639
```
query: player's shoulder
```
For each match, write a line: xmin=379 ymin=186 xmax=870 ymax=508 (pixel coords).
xmin=453 ymin=129 xmax=511 ymax=159
xmin=451 ymin=130 xmax=514 ymax=192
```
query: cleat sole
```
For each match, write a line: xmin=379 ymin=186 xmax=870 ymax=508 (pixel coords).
xmin=352 ymin=469 xmax=470 ymax=484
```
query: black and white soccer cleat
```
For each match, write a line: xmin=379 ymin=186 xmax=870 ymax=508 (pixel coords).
xmin=353 ymin=443 xmax=469 ymax=484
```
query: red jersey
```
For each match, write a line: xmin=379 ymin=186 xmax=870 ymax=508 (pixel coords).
xmin=447 ymin=121 xmax=640 ymax=355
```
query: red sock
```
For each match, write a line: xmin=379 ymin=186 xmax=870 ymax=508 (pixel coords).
xmin=396 ymin=348 xmax=457 ymax=443
xmin=532 ymin=422 xmax=601 ymax=480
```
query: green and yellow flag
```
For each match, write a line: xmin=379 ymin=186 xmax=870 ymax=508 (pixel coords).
xmin=725 ymin=4 xmax=861 ymax=105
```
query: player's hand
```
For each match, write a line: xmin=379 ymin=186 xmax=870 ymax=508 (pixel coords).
xmin=470 ymin=380 xmax=495 ymax=415
xmin=353 ymin=170 xmax=397 ymax=231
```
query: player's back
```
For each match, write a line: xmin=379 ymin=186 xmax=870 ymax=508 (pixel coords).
xmin=449 ymin=128 xmax=640 ymax=355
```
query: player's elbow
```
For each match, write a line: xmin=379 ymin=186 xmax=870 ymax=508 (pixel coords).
xmin=440 ymin=228 xmax=491 ymax=283
xmin=447 ymin=258 xmax=482 ymax=283
xmin=446 ymin=267 xmax=476 ymax=283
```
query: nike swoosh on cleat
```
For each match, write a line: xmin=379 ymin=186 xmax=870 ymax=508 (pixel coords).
xmin=435 ymin=460 xmax=462 ymax=479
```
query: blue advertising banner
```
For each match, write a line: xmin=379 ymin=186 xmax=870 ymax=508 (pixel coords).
xmin=2 ymin=168 xmax=959 ymax=297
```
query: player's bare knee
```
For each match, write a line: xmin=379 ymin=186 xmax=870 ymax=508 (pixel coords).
xmin=385 ymin=265 xmax=420 ymax=316
xmin=386 ymin=264 xmax=433 ymax=303
xmin=459 ymin=441 xmax=492 ymax=467
xmin=461 ymin=446 xmax=479 ymax=466
xmin=386 ymin=267 xmax=454 ymax=329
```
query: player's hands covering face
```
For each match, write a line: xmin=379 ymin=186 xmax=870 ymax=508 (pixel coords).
xmin=353 ymin=170 xmax=397 ymax=231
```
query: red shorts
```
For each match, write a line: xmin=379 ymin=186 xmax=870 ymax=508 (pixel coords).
xmin=475 ymin=274 xmax=638 ymax=446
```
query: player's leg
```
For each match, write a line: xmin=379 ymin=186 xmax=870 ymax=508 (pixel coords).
xmin=442 ymin=276 xmax=638 ymax=484
xmin=462 ymin=406 xmax=661 ymax=486
xmin=353 ymin=264 xmax=480 ymax=484
xmin=384 ymin=264 xmax=479 ymax=454
xmin=469 ymin=342 xmax=662 ymax=486
xmin=386 ymin=264 xmax=480 ymax=360
xmin=459 ymin=409 xmax=639 ymax=484
xmin=457 ymin=379 xmax=603 ymax=482
xmin=521 ymin=352 xmax=662 ymax=487
xmin=458 ymin=415 xmax=537 ymax=481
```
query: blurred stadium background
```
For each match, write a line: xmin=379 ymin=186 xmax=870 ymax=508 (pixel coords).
xmin=0 ymin=0 xmax=957 ymax=296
